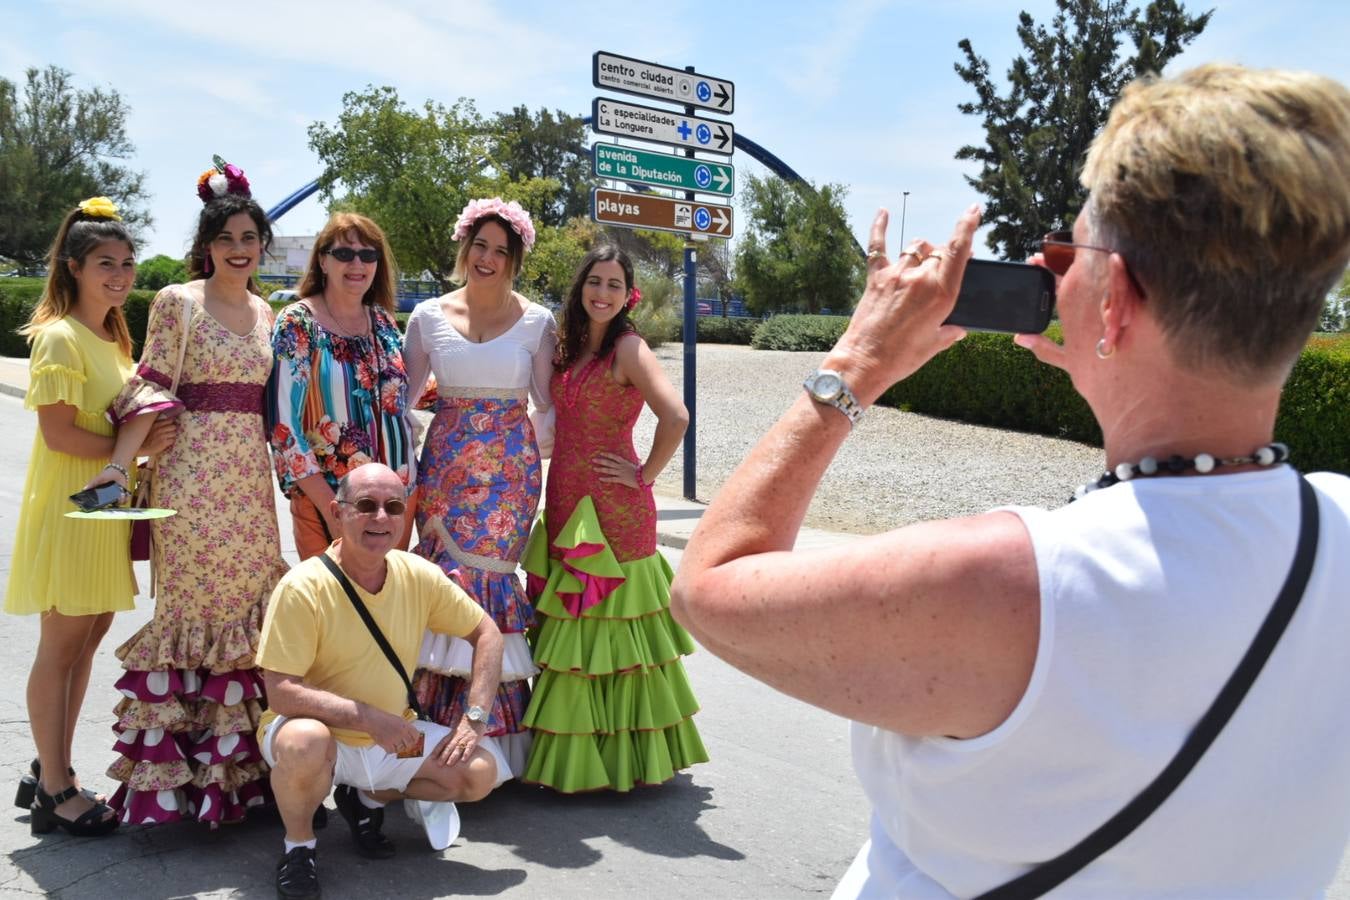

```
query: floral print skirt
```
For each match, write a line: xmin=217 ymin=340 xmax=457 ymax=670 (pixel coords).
xmin=412 ymin=394 xmax=542 ymax=777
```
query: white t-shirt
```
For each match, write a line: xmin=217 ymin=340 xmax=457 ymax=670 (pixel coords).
xmin=838 ymin=468 xmax=1350 ymax=898
xmin=403 ymin=295 xmax=557 ymax=406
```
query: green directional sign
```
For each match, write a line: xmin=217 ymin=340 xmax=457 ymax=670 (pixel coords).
xmin=592 ymin=143 xmax=735 ymax=197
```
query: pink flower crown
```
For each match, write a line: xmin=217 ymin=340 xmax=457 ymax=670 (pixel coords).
xmin=196 ymin=155 xmax=251 ymax=204
xmin=452 ymin=197 xmax=536 ymax=253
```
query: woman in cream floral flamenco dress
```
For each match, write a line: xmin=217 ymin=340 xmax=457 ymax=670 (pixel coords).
xmin=522 ymin=245 xmax=707 ymax=791
xmin=100 ymin=163 xmax=288 ymax=825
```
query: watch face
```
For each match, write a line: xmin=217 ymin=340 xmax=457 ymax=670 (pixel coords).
xmin=466 ymin=706 xmax=487 ymax=723
xmin=811 ymin=372 xmax=843 ymax=401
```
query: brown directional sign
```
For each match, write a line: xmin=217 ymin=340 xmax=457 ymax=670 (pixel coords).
xmin=591 ymin=188 xmax=734 ymax=238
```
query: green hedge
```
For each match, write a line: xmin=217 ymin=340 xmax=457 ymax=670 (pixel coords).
xmin=1 ymin=283 xmax=156 ymax=357
xmin=2 ymin=286 xmax=415 ymax=358
xmin=748 ymin=312 xmax=1349 ymax=473
xmin=751 ymin=314 xmax=849 ymax=351
xmin=673 ymin=316 xmax=760 ymax=345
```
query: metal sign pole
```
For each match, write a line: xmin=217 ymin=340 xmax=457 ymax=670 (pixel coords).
xmin=682 ymin=65 xmax=698 ymax=501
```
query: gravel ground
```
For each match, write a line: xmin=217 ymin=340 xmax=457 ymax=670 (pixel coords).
xmin=633 ymin=342 xmax=1107 ymax=535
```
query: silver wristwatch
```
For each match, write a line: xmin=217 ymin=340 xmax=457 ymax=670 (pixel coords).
xmin=465 ymin=705 xmax=488 ymax=725
xmin=803 ymin=369 xmax=863 ymax=426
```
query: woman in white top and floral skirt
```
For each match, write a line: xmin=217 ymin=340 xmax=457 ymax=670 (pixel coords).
xmin=403 ymin=198 xmax=556 ymax=776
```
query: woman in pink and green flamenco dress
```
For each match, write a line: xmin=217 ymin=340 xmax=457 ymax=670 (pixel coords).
xmin=521 ymin=245 xmax=708 ymax=791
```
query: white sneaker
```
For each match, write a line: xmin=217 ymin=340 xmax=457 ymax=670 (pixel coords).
xmin=404 ymin=799 xmax=459 ymax=851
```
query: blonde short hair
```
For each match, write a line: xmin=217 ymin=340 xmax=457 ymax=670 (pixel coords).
xmin=1082 ymin=64 xmax=1350 ymax=383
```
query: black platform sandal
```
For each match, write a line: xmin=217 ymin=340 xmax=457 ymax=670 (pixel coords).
xmin=30 ymin=784 xmax=119 ymax=837
xmin=14 ymin=759 xmax=104 ymax=810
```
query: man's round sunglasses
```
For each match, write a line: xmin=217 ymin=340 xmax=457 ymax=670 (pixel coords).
xmin=324 ymin=247 xmax=380 ymax=264
xmin=339 ymin=497 xmax=406 ymax=516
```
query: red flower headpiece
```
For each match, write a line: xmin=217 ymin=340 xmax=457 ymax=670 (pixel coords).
xmin=196 ymin=155 xmax=251 ymax=203
xmin=626 ymin=287 xmax=642 ymax=311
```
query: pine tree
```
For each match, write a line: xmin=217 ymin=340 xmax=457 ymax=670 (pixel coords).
xmin=955 ymin=0 xmax=1212 ymax=259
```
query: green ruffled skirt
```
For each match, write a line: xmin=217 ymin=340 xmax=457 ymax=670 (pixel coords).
xmin=521 ymin=496 xmax=708 ymax=792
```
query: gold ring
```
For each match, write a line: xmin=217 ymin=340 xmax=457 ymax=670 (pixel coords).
xmin=865 ymin=249 xmax=887 ymax=262
xmin=898 ymin=250 xmax=922 ymax=262
xmin=925 ymin=251 xmax=946 ymax=261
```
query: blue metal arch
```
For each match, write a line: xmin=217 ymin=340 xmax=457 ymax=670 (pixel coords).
xmin=266 ymin=116 xmax=863 ymax=256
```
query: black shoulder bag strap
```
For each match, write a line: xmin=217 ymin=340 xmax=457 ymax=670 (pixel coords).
xmin=318 ymin=553 xmax=427 ymax=721
xmin=977 ymin=474 xmax=1321 ymax=900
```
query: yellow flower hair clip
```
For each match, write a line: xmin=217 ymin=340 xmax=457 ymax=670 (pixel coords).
xmin=77 ymin=196 xmax=122 ymax=221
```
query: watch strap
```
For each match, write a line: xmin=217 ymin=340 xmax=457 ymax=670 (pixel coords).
xmin=804 ymin=370 xmax=864 ymax=426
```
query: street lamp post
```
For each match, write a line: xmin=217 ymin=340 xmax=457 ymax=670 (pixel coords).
xmin=900 ymin=191 xmax=911 ymax=247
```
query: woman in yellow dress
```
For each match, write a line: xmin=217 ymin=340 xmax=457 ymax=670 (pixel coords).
xmin=4 ymin=199 xmax=176 ymax=837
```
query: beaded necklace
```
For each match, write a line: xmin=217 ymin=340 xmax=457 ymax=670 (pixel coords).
xmin=1073 ymin=442 xmax=1289 ymax=501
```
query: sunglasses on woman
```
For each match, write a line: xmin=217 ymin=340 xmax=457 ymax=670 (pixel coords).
xmin=1041 ymin=231 xmax=1148 ymax=297
xmin=1040 ymin=231 xmax=1117 ymax=276
xmin=324 ymin=247 xmax=380 ymax=264
xmin=339 ymin=497 xmax=406 ymax=516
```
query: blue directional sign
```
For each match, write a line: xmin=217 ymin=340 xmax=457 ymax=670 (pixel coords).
xmin=693 ymin=207 xmax=712 ymax=231
xmin=593 ymin=51 xmax=735 ymax=114
xmin=593 ymin=143 xmax=735 ymax=196
xmin=591 ymin=98 xmax=734 ymax=156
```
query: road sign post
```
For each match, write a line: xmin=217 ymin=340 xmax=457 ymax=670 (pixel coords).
xmin=591 ymin=51 xmax=736 ymax=500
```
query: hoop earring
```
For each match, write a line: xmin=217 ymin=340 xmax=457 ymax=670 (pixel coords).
xmin=1095 ymin=338 xmax=1115 ymax=360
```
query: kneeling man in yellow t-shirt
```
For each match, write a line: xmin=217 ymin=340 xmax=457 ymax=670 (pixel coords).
xmin=257 ymin=463 xmax=506 ymax=900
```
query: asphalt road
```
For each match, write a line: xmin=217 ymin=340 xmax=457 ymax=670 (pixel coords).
xmin=0 ymin=392 xmax=869 ymax=899
xmin=2 ymin=388 xmax=1347 ymax=899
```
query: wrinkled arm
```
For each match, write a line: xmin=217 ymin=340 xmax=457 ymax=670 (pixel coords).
xmin=670 ymin=205 xmax=1041 ymax=739
xmin=263 ymin=670 xmax=418 ymax=754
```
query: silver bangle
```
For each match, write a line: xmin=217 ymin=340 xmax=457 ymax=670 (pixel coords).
xmin=104 ymin=462 xmax=129 ymax=478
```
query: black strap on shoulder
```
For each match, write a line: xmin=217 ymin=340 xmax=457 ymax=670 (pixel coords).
xmin=318 ymin=553 xmax=426 ymax=721
xmin=977 ymin=474 xmax=1320 ymax=899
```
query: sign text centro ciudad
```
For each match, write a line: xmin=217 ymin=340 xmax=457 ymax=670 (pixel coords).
xmin=592 ymin=51 xmax=734 ymax=114
xmin=592 ymin=143 xmax=734 ymax=197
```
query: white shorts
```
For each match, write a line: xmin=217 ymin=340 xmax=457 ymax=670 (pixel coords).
xmin=260 ymin=716 xmax=512 ymax=794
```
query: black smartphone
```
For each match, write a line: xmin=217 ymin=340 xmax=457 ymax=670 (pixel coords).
xmin=944 ymin=259 xmax=1056 ymax=334
xmin=69 ymin=482 xmax=125 ymax=512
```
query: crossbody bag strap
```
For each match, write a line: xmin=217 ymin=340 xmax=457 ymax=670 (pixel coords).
xmin=318 ymin=553 xmax=426 ymax=720
xmin=977 ymin=474 xmax=1321 ymax=900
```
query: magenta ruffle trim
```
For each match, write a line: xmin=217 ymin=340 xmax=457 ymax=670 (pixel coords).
xmin=115 ymin=667 xmax=265 ymax=705
xmin=558 ymin=542 xmax=625 ymax=618
xmin=112 ymin=726 xmax=261 ymax=767
xmin=110 ymin=779 xmax=270 ymax=826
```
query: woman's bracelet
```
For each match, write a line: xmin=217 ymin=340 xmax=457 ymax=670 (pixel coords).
xmin=634 ymin=461 xmax=654 ymax=489
xmin=104 ymin=462 xmax=129 ymax=479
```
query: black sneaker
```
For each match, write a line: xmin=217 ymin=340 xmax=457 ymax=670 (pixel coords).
xmin=333 ymin=784 xmax=396 ymax=859
xmin=275 ymin=845 xmax=320 ymax=900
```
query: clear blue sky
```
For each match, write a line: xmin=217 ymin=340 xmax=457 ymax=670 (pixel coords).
xmin=6 ymin=0 xmax=1348 ymax=263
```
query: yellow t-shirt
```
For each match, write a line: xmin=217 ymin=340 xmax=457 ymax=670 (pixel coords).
xmin=256 ymin=546 xmax=485 ymax=746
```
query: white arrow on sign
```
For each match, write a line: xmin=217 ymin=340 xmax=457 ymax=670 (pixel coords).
xmin=712 ymin=167 xmax=731 ymax=192
xmin=711 ymin=206 xmax=730 ymax=234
